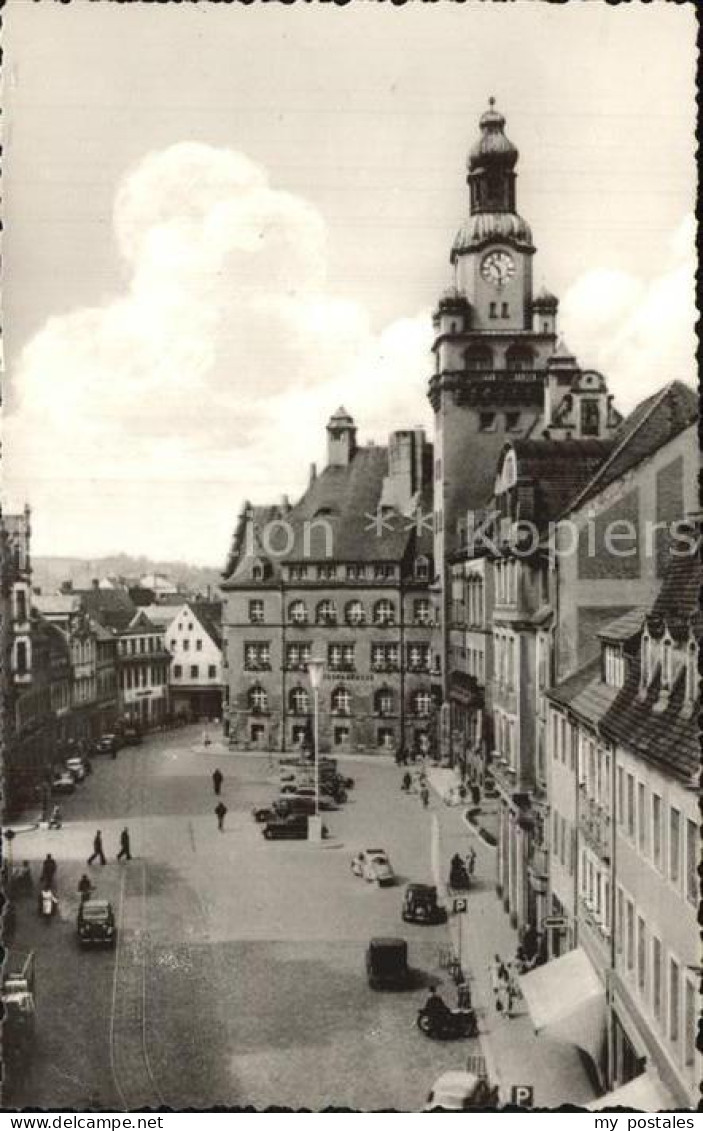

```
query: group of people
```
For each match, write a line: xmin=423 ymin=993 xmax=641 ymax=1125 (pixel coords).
xmin=490 ymin=953 xmax=522 ymax=1019
xmin=87 ymin=827 xmax=132 ymax=865
xmin=212 ymin=768 xmax=228 ymax=830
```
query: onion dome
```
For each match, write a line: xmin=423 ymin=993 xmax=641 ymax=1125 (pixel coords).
xmin=532 ymin=285 xmax=559 ymax=310
xmin=468 ymin=98 xmax=519 ymax=172
xmin=451 ymin=212 xmax=533 ymax=261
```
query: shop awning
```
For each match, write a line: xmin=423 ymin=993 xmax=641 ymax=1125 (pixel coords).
xmin=588 ymin=1069 xmax=676 ymax=1112
xmin=519 ymin=947 xmax=606 ymax=1068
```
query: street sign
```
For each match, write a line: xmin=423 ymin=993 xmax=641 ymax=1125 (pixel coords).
xmin=510 ymin=1085 xmax=534 ymax=1108
xmin=453 ymin=897 xmax=468 ymax=915
xmin=542 ymin=915 xmax=567 ymax=930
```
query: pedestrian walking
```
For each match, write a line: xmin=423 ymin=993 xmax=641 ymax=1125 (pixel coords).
xmin=87 ymin=830 xmax=106 ymax=866
xmin=215 ymin=801 xmax=227 ymax=831
xmin=212 ymin=768 xmax=223 ymax=796
xmin=466 ymin=846 xmax=477 ymax=876
xmin=77 ymin=874 xmax=94 ymax=903
xmin=40 ymin=853 xmax=57 ymax=889
xmin=116 ymin=827 xmax=132 ymax=862
xmin=421 ymin=785 xmax=430 ymax=809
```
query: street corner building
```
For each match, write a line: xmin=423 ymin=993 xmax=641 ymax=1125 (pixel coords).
xmin=221 ymin=413 xmax=435 ymax=756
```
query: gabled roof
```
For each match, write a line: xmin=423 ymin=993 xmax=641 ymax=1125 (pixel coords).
xmin=33 ymin=594 xmax=81 ymax=618
xmin=74 ymin=587 xmax=136 ymax=632
xmin=646 ymin=541 xmax=702 ymax=638
xmin=190 ymin=601 xmax=223 ymax=649
xmin=597 ymin=608 xmax=646 ymax=643
xmin=564 ymin=381 xmax=698 ymax=514
xmin=121 ymin=609 xmax=162 ymax=636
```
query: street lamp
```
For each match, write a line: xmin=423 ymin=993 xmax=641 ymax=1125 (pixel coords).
xmin=307 ymin=657 xmax=325 ymax=841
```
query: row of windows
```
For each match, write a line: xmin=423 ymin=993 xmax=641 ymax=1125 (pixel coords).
xmin=553 ymin=809 xmax=577 ymax=876
xmin=641 ymin=632 xmax=697 ymax=702
xmin=248 ymin=685 xmax=433 ymax=717
xmin=494 ymin=708 xmax=516 ymax=769
xmin=603 ymin=644 xmax=625 ymax=689
xmin=495 ymin=559 xmax=519 ymax=605
xmin=464 ymin=344 xmax=535 ymax=370
xmin=616 ymin=768 xmax=697 ymax=904
xmin=118 ymin=635 xmax=163 ymax=657
xmin=252 ymin=559 xmax=431 ymax=583
xmin=173 ymin=664 xmax=218 ymax=681
xmin=616 ymin=886 xmax=697 ymax=1072
xmin=119 ymin=665 xmax=169 ymax=691
xmin=170 ymin=637 xmax=205 ymax=653
xmin=243 ymin=641 xmax=431 ymax=673
xmin=249 ymin=598 xmax=431 ymax=626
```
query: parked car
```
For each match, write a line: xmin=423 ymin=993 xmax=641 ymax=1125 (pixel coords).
xmin=122 ymin=726 xmax=143 ymax=746
xmin=423 ymin=1071 xmax=498 ymax=1112
xmin=401 ymin=883 xmax=448 ymax=924
xmin=95 ymin=734 xmax=119 ymax=757
xmin=76 ymin=900 xmax=117 ymax=948
xmin=51 ymin=771 xmax=76 ymax=795
xmin=351 ymin=849 xmax=396 ymax=886
xmin=365 ymin=937 xmax=409 ymax=990
xmin=262 ymin=814 xmax=328 ymax=840
xmin=65 ymin=757 xmax=88 ymax=783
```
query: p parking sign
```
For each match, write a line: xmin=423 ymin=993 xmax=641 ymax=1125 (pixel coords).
xmin=510 ymin=1084 xmax=534 ymax=1108
xmin=452 ymin=897 xmax=468 ymax=914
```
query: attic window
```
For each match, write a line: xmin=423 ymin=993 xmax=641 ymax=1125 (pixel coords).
xmin=314 ymin=507 xmax=336 ymax=518
xmin=479 ymin=412 xmax=496 ymax=433
xmin=685 ymin=639 xmax=698 ymax=705
xmin=661 ymin=636 xmax=673 ymax=690
xmin=415 ymin=556 xmax=429 ymax=581
xmin=638 ymin=631 xmax=652 ymax=698
xmin=505 ymin=411 xmax=521 ymax=432
xmin=252 ymin=564 xmax=264 ymax=582
xmin=604 ymin=644 xmax=625 ymax=688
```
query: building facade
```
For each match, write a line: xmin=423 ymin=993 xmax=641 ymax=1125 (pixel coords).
xmin=544 ymin=539 xmax=700 ymax=1107
xmin=222 ymin=413 xmax=435 ymax=754
xmin=164 ymin=602 xmax=223 ymax=720
xmin=116 ymin=611 xmax=171 ymax=727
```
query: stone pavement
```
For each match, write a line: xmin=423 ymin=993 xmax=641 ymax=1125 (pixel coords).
xmin=428 ymin=766 xmax=597 ymax=1110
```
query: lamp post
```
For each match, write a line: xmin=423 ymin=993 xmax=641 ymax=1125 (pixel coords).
xmin=307 ymin=657 xmax=325 ymax=842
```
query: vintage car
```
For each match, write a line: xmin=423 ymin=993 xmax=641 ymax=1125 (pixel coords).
xmin=365 ymin=937 xmax=409 ymax=990
xmin=122 ymin=726 xmax=143 ymax=746
xmin=262 ymin=814 xmax=329 ymax=840
xmin=51 ymin=770 xmax=76 ymax=795
xmin=351 ymin=849 xmax=395 ymax=886
xmin=401 ymin=883 xmax=448 ymax=925
xmin=424 ymin=1071 xmax=500 ymax=1111
xmin=65 ymin=757 xmax=88 ymax=782
xmin=95 ymin=734 xmax=119 ymax=757
xmin=77 ymin=899 xmax=117 ymax=947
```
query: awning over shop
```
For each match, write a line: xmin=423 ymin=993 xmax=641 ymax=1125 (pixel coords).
xmin=588 ymin=1069 xmax=676 ymax=1112
xmin=519 ymin=947 xmax=606 ymax=1069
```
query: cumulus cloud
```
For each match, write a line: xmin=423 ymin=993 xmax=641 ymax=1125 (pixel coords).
xmin=560 ymin=212 xmax=696 ymax=413
xmin=4 ymin=143 xmax=433 ymax=560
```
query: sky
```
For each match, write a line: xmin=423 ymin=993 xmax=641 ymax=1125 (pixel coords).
xmin=2 ymin=2 xmax=697 ymax=565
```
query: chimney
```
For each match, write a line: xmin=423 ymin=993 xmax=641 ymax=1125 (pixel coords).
xmin=92 ymin=578 xmax=100 ymax=590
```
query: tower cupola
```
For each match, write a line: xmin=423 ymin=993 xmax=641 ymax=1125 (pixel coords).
xmin=468 ymin=98 xmax=519 ymax=214
xmin=326 ymin=406 xmax=357 ymax=467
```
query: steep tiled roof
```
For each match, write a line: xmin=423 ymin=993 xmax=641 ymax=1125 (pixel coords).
xmin=190 ymin=601 xmax=223 ymax=649
xmin=647 ymin=543 xmax=702 ymax=638
xmin=223 ymin=445 xmax=428 ymax=586
xmin=33 ymin=594 xmax=80 ymax=617
xmin=547 ymin=658 xmax=617 ymax=726
xmin=597 ymin=608 xmax=646 ymax=642
xmin=565 ymin=381 xmax=698 ymax=513
xmin=511 ymin=439 xmax=615 ymax=523
xmin=75 ymin=587 xmax=136 ymax=631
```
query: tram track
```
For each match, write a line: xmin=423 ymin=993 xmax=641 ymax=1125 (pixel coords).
xmin=108 ymin=744 xmax=166 ymax=1111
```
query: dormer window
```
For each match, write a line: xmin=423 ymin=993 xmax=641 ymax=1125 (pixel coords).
xmin=604 ymin=644 xmax=625 ymax=688
xmin=639 ymin=630 xmax=652 ymax=695
xmin=252 ymin=558 xmax=265 ymax=582
xmin=415 ymin=556 xmax=429 ymax=581
xmin=661 ymin=636 xmax=673 ymax=691
xmin=685 ymin=639 xmax=698 ymax=706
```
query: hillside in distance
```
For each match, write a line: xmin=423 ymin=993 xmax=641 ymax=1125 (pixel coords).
xmin=32 ymin=554 xmax=224 ymax=596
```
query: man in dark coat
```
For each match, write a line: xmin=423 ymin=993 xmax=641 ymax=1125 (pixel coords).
xmin=87 ymin=830 xmax=106 ymax=866
xmin=215 ymin=801 xmax=227 ymax=831
xmin=212 ymin=768 xmax=223 ymax=795
xmin=40 ymin=854 xmax=57 ymax=888
xmin=116 ymin=827 xmax=132 ymax=861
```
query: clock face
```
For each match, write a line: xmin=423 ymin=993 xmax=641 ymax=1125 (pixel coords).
xmin=481 ymin=250 xmax=516 ymax=288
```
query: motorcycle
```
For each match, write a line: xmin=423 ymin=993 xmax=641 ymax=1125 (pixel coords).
xmin=417 ymin=1005 xmax=478 ymax=1040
